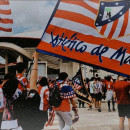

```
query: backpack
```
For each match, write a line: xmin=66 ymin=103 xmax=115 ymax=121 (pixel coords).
xmin=2 ymin=78 xmax=47 ymax=130
xmin=12 ymin=89 xmax=48 ymax=130
xmin=49 ymin=83 xmax=63 ymax=108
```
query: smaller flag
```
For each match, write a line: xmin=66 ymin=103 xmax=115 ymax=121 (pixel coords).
xmin=0 ymin=0 xmax=13 ymax=32
xmin=72 ymin=67 xmax=91 ymax=104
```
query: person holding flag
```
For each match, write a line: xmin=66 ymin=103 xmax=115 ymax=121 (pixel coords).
xmin=16 ymin=62 xmax=30 ymax=92
xmin=53 ymin=72 xmax=78 ymax=130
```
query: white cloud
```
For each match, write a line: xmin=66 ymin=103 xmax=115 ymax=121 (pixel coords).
xmin=11 ymin=0 xmax=57 ymax=31
xmin=0 ymin=0 xmax=57 ymax=37
xmin=0 ymin=57 xmax=5 ymax=64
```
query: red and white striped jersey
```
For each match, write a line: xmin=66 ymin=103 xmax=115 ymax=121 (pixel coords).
xmin=16 ymin=73 xmax=30 ymax=91
xmin=38 ymin=85 xmax=49 ymax=111
xmin=12 ymin=83 xmax=24 ymax=100
xmin=49 ymin=83 xmax=54 ymax=89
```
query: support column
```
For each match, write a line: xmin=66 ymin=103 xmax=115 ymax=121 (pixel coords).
xmin=17 ymin=55 xmax=23 ymax=63
xmin=60 ymin=59 xmax=79 ymax=79
xmin=82 ymin=64 xmax=87 ymax=80
xmin=5 ymin=53 xmax=8 ymax=74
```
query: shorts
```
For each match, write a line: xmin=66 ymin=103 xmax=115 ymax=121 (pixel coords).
xmin=95 ymin=93 xmax=102 ymax=101
xmin=0 ymin=113 xmax=2 ymax=125
xmin=118 ymin=104 xmax=130 ymax=118
xmin=56 ymin=111 xmax=72 ymax=130
xmin=106 ymin=90 xmax=113 ymax=101
xmin=90 ymin=93 xmax=94 ymax=98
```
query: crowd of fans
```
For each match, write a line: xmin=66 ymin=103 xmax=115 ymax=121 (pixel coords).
xmin=81 ymin=74 xmax=130 ymax=130
xmin=0 ymin=52 xmax=78 ymax=130
xmin=82 ymin=74 xmax=116 ymax=112
xmin=0 ymin=51 xmax=130 ymax=130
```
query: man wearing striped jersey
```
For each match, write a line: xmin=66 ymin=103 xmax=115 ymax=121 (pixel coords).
xmin=94 ymin=78 xmax=103 ymax=112
xmin=54 ymin=72 xmax=78 ymax=130
xmin=16 ymin=62 xmax=30 ymax=92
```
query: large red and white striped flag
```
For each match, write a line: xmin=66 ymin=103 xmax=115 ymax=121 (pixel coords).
xmin=37 ymin=0 xmax=130 ymax=77
xmin=0 ymin=0 xmax=13 ymax=32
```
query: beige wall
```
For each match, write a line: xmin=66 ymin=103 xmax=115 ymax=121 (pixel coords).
xmin=86 ymin=66 xmax=117 ymax=79
xmin=60 ymin=59 xmax=79 ymax=79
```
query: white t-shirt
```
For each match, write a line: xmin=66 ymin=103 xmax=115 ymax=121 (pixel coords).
xmin=89 ymin=81 xmax=94 ymax=94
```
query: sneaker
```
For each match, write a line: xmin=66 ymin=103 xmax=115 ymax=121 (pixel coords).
xmin=98 ymin=108 xmax=101 ymax=112
xmin=108 ymin=109 xmax=111 ymax=112
xmin=113 ymin=108 xmax=116 ymax=111
xmin=70 ymin=126 xmax=75 ymax=130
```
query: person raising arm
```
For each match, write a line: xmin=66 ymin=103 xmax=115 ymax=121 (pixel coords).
xmin=30 ymin=51 xmax=38 ymax=90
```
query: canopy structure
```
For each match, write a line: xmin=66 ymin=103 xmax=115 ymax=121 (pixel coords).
xmin=0 ymin=37 xmax=60 ymax=70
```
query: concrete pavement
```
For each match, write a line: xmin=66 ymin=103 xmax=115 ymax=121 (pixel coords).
xmin=44 ymin=102 xmax=129 ymax=130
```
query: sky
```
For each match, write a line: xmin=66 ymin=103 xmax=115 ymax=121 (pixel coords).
xmin=0 ymin=0 xmax=58 ymax=37
xmin=0 ymin=57 xmax=5 ymax=64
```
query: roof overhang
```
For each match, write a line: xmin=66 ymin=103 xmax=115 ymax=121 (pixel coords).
xmin=0 ymin=42 xmax=32 ymax=60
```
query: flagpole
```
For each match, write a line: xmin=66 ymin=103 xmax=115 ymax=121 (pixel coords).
xmin=79 ymin=63 xmax=81 ymax=69
xmin=81 ymin=64 xmax=92 ymax=99
xmin=25 ymin=60 xmax=33 ymax=78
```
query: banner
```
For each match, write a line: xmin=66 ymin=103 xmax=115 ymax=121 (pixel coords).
xmin=37 ymin=0 xmax=130 ymax=77
xmin=0 ymin=0 xmax=13 ymax=32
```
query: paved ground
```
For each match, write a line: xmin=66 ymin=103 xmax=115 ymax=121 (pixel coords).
xmin=44 ymin=102 xmax=129 ymax=130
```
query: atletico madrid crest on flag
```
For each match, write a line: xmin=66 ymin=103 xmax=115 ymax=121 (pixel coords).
xmin=95 ymin=0 xmax=130 ymax=40
xmin=72 ymin=68 xmax=84 ymax=90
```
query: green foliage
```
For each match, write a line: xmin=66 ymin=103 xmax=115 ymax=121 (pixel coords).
xmin=105 ymin=7 xmax=111 ymax=12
